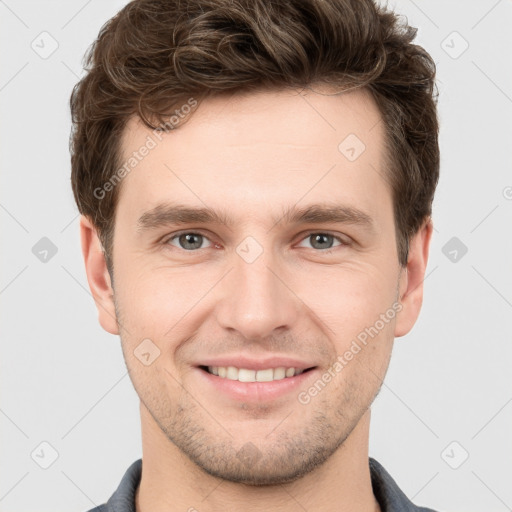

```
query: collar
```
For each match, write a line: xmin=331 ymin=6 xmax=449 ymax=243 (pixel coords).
xmin=95 ymin=457 xmax=437 ymax=512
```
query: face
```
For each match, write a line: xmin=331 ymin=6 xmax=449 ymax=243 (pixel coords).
xmin=82 ymin=86 xmax=430 ymax=485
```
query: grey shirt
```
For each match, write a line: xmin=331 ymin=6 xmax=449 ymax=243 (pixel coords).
xmin=86 ymin=457 xmax=438 ymax=512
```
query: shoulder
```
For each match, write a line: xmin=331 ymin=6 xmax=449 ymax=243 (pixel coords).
xmin=82 ymin=459 xmax=142 ymax=512
xmin=369 ymin=457 xmax=441 ymax=512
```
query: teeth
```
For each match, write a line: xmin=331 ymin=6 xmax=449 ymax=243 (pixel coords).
xmin=273 ymin=367 xmax=286 ymax=380
xmin=255 ymin=368 xmax=273 ymax=382
xmin=238 ymin=369 xmax=256 ymax=382
xmin=206 ymin=365 xmax=306 ymax=382
xmin=226 ymin=366 xmax=238 ymax=380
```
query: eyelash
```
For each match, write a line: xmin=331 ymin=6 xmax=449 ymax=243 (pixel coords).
xmin=162 ymin=230 xmax=351 ymax=254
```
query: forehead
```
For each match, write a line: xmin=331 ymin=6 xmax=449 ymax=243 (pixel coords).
xmin=116 ymin=87 xmax=389 ymax=228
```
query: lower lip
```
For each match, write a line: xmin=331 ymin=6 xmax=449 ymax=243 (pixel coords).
xmin=195 ymin=367 xmax=318 ymax=402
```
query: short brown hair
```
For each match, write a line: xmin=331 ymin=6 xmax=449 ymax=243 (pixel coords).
xmin=70 ymin=0 xmax=439 ymax=273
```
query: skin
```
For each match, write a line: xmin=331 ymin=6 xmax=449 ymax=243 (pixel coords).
xmin=81 ymin=86 xmax=432 ymax=512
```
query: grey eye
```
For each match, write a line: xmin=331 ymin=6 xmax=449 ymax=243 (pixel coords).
xmin=310 ymin=234 xmax=334 ymax=250
xmin=168 ymin=233 xmax=212 ymax=250
xmin=298 ymin=233 xmax=341 ymax=251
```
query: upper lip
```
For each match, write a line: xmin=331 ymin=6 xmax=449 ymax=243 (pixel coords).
xmin=196 ymin=355 xmax=317 ymax=371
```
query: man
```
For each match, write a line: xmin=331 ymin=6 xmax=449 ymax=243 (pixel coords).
xmin=69 ymin=0 xmax=440 ymax=510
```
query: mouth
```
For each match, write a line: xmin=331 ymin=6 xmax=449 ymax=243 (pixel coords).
xmin=194 ymin=362 xmax=319 ymax=403
xmin=198 ymin=365 xmax=316 ymax=383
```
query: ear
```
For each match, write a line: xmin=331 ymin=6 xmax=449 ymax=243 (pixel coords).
xmin=79 ymin=215 xmax=119 ymax=335
xmin=394 ymin=217 xmax=433 ymax=338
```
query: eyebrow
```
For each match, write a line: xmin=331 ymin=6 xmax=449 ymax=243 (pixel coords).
xmin=136 ymin=202 xmax=375 ymax=233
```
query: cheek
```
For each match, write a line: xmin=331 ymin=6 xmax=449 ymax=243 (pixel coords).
xmin=295 ymin=263 xmax=398 ymax=335
xmin=298 ymin=264 xmax=398 ymax=385
xmin=115 ymin=266 xmax=205 ymax=331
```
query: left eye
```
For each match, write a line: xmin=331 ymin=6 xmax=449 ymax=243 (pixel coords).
xmin=297 ymin=233 xmax=344 ymax=251
xmin=166 ymin=232 xmax=213 ymax=251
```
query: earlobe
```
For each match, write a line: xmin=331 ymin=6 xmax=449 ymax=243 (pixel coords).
xmin=394 ymin=217 xmax=433 ymax=338
xmin=79 ymin=215 xmax=119 ymax=335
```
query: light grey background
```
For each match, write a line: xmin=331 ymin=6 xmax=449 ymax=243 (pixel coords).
xmin=1 ymin=0 xmax=511 ymax=511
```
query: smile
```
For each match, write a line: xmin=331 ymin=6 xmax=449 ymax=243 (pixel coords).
xmin=202 ymin=365 xmax=313 ymax=382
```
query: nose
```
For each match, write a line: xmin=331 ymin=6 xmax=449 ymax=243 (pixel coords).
xmin=214 ymin=241 xmax=302 ymax=341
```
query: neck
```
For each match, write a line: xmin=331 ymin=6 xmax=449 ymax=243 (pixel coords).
xmin=135 ymin=404 xmax=380 ymax=512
